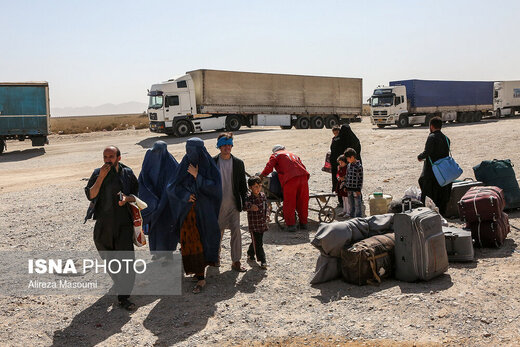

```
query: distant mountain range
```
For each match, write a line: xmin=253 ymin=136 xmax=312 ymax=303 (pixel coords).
xmin=51 ymin=101 xmax=148 ymax=117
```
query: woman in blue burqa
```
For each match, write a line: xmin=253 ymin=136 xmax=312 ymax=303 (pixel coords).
xmin=138 ymin=141 xmax=179 ymax=257
xmin=168 ymin=138 xmax=222 ymax=294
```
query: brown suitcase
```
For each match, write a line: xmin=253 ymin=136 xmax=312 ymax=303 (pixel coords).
xmin=466 ymin=212 xmax=510 ymax=248
xmin=341 ymin=234 xmax=395 ymax=286
xmin=445 ymin=179 xmax=483 ymax=218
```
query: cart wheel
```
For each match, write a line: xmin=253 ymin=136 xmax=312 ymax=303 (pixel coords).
xmin=275 ymin=208 xmax=298 ymax=230
xmin=319 ymin=206 xmax=336 ymax=223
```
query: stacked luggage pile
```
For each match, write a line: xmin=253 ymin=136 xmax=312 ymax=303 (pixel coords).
xmin=458 ymin=186 xmax=510 ymax=248
xmin=311 ymin=158 xmax=520 ymax=286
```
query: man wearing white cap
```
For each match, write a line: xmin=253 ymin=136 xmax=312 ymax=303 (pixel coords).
xmin=260 ymin=145 xmax=310 ymax=232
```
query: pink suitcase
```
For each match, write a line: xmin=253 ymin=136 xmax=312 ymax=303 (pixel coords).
xmin=466 ymin=212 xmax=510 ymax=248
xmin=458 ymin=186 xmax=505 ymax=223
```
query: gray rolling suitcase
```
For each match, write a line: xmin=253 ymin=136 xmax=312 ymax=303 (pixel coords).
xmin=394 ymin=201 xmax=449 ymax=282
xmin=442 ymin=227 xmax=474 ymax=262
xmin=445 ymin=179 xmax=484 ymax=218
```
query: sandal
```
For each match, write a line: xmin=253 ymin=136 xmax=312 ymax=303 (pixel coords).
xmin=232 ymin=262 xmax=247 ymax=272
xmin=193 ymin=280 xmax=206 ymax=294
xmin=118 ymin=298 xmax=136 ymax=311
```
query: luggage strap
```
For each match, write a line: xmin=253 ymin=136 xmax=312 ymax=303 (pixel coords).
xmin=369 ymin=252 xmax=388 ymax=284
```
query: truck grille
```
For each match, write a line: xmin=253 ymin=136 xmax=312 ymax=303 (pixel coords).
xmin=373 ymin=111 xmax=388 ymax=116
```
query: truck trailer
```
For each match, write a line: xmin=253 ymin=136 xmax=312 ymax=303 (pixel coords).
xmin=0 ymin=82 xmax=50 ymax=154
xmin=494 ymin=81 xmax=520 ymax=117
xmin=147 ymin=69 xmax=362 ymax=136
xmin=370 ymin=79 xmax=494 ymax=128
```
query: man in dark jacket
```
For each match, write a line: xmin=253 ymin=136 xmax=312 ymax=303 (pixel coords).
xmin=213 ymin=133 xmax=248 ymax=271
xmin=85 ymin=146 xmax=138 ymax=310
xmin=417 ymin=117 xmax=452 ymax=216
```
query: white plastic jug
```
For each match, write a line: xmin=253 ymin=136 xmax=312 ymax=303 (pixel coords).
xmin=369 ymin=192 xmax=393 ymax=215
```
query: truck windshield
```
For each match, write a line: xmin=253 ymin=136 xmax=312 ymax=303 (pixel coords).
xmin=148 ymin=95 xmax=163 ymax=109
xmin=371 ymin=96 xmax=393 ymax=107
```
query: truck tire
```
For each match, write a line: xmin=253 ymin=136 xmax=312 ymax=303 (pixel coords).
xmin=422 ymin=114 xmax=432 ymax=126
xmin=31 ymin=136 xmax=47 ymax=146
xmin=397 ymin=115 xmax=409 ymax=128
xmin=377 ymin=124 xmax=386 ymax=129
xmin=495 ymin=108 xmax=501 ymax=118
xmin=0 ymin=139 xmax=5 ymax=154
xmin=457 ymin=113 xmax=468 ymax=123
xmin=280 ymin=125 xmax=292 ymax=130
xmin=174 ymin=120 xmax=192 ymax=137
xmin=310 ymin=116 xmax=324 ymax=129
xmin=225 ymin=115 xmax=241 ymax=132
xmin=325 ymin=115 xmax=339 ymax=128
xmin=295 ymin=117 xmax=310 ymax=129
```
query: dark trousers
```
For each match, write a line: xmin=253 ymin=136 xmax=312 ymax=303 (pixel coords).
xmin=247 ymin=232 xmax=266 ymax=263
xmin=94 ymin=218 xmax=135 ymax=301
xmin=331 ymin=165 xmax=342 ymax=206
xmin=419 ymin=174 xmax=452 ymax=217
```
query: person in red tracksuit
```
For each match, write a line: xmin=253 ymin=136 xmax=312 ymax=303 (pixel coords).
xmin=260 ymin=145 xmax=310 ymax=232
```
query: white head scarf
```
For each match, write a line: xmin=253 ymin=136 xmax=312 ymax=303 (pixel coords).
xmin=272 ymin=144 xmax=285 ymax=153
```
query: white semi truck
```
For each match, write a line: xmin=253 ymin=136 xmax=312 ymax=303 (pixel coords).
xmin=370 ymin=79 xmax=494 ymax=128
xmin=494 ymin=81 xmax=520 ymax=117
xmin=147 ymin=69 xmax=362 ymax=136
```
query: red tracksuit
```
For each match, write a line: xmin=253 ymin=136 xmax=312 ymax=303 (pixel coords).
xmin=261 ymin=150 xmax=310 ymax=226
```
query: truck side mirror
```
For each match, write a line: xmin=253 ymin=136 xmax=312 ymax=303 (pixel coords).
xmin=394 ymin=96 xmax=401 ymax=105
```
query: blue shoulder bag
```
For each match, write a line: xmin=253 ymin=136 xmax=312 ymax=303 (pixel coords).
xmin=429 ymin=136 xmax=463 ymax=187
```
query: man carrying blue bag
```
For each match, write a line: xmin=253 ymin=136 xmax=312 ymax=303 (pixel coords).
xmin=417 ymin=117 xmax=458 ymax=216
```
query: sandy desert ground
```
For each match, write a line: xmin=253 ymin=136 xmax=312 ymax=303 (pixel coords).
xmin=1 ymin=118 xmax=520 ymax=346
xmin=49 ymin=113 xmax=149 ymax=134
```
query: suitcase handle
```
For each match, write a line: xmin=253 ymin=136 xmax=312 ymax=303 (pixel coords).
xmin=401 ymin=198 xmax=413 ymax=213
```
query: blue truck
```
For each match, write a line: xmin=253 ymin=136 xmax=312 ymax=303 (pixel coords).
xmin=0 ymin=82 xmax=50 ymax=154
xmin=369 ymin=79 xmax=494 ymax=128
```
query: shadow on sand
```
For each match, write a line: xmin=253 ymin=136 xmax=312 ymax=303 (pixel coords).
xmin=52 ymin=267 xmax=266 ymax=346
xmin=0 ymin=147 xmax=45 ymax=162
xmin=311 ymin=274 xmax=454 ymax=304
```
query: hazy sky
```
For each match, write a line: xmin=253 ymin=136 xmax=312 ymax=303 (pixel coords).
xmin=1 ymin=0 xmax=518 ymax=110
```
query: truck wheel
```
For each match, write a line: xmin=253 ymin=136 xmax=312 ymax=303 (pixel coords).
xmin=0 ymin=139 xmax=5 ymax=154
xmin=397 ymin=115 xmax=409 ymax=128
xmin=174 ymin=120 xmax=192 ymax=137
xmin=225 ymin=115 xmax=241 ymax=131
xmin=422 ymin=115 xmax=432 ymax=126
xmin=295 ymin=117 xmax=310 ymax=129
xmin=31 ymin=136 xmax=47 ymax=146
xmin=280 ymin=125 xmax=292 ymax=130
xmin=495 ymin=108 xmax=501 ymax=118
xmin=457 ymin=113 xmax=467 ymax=123
xmin=377 ymin=124 xmax=386 ymax=129
xmin=310 ymin=116 xmax=324 ymax=129
xmin=325 ymin=115 xmax=339 ymax=128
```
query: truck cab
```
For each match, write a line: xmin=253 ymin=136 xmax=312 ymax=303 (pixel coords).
xmin=494 ymin=81 xmax=517 ymax=117
xmin=369 ymin=85 xmax=407 ymax=128
xmin=148 ymin=75 xmax=198 ymax=136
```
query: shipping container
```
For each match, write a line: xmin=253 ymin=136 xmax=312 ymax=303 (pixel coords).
xmin=147 ymin=69 xmax=362 ymax=136
xmin=370 ymin=79 xmax=494 ymax=128
xmin=0 ymin=82 xmax=50 ymax=154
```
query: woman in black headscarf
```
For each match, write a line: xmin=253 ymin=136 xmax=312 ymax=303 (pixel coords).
xmin=340 ymin=124 xmax=362 ymax=162
xmin=330 ymin=124 xmax=362 ymax=207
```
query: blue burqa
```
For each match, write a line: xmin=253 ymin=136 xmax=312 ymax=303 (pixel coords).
xmin=138 ymin=141 xmax=179 ymax=252
xmin=168 ymin=138 xmax=222 ymax=264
